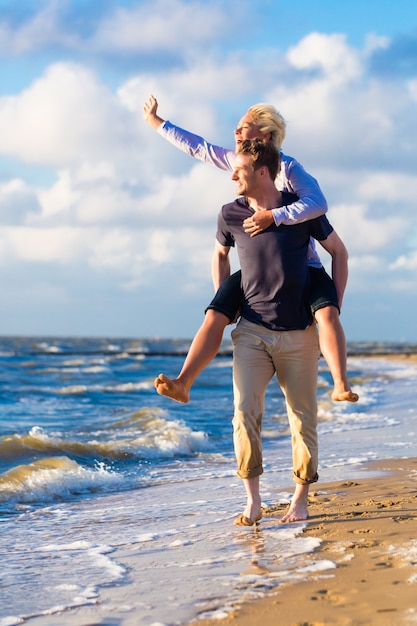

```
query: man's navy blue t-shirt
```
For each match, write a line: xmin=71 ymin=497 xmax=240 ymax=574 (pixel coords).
xmin=216 ymin=196 xmax=334 ymax=331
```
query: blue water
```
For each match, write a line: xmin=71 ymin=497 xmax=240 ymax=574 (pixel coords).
xmin=1 ymin=336 xmax=417 ymax=625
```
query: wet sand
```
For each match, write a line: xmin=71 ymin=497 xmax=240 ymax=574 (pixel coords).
xmin=197 ymin=457 xmax=417 ymax=626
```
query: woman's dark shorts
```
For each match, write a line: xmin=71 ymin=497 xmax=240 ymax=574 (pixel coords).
xmin=308 ymin=266 xmax=340 ymax=314
xmin=205 ymin=266 xmax=339 ymax=322
xmin=205 ymin=270 xmax=243 ymax=322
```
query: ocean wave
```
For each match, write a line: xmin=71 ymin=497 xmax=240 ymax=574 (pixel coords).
xmin=0 ymin=411 xmax=212 ymax=472
xmin=0 ymin=456 xmax=122 ymax=503
xmin=55 ymin=380 xmax=154 ymax=395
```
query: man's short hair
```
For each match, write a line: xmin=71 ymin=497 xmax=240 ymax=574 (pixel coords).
xmin=238 ymin=139 xmax=280 ymax=181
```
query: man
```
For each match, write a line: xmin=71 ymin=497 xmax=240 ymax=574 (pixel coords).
xmin=214 ymin=139 xmax=349 ymax=525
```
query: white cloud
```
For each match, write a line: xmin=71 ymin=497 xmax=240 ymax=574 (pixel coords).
xmin=345 ymin=254 xmax=385 ymax=292
xmin=36 ymin=170 xmax=80 ymax=220
xmin=264 ymin=33 xmax=415 ymax=173
xmin=408 ymin=79 xmax=417 ymax=103
xmin=0 ymin=0 xmax=240 ymax=62
xmin=357 ymin=172 xmax=417 ymax=205
xmin=0 ymin=178 xmax=41 ymax=224
xmin=138 ymin=163 xmax=233 ymax=224
xmin=328 ymin=202 xmax=407 ymax=255
xmin=33 ymin=158 xmax=232 ymax=231
xmin=0 ymin=217 xmax=216 ymax=295
xmin=348 ymin=254 xmax=381 ymax=271
xmin=389 ymin=251 xmax=417 ymax=271
xmin=1 ymin=225 xmax=89 ymax=263
xmin=287 ymin=33 xmax=362 ymax=82
xmin=88 ymin=228 xmax=138 ymax=271
xmin=0 ymin=63 xmax=135 ymax=167
xmin=363 ymin=33 xmax=391 ymax=57
xmin=91 ymin=0 xmax=227 ymax=53
xmin=0 ymin=2 xmax=71 ymax=55
xmin=118 ymin=56 xmax=252 ymax=137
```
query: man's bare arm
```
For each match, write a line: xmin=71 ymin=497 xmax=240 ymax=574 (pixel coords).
xmin=212 ymin=240 xmax=231 ymax=291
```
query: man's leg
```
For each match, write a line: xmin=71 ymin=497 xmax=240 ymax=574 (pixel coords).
xmin=274 ymin=324 xmax=320 ymax=522
xmin=231 ymin=320 xmax=275 ymax=524
xmin=234 ymin=476 xmax=262 ymax=526
xmin=280 ymin=483 xmax=310 ymax=523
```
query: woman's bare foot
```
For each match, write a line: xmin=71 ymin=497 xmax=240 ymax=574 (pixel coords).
xmin=331 ymin=382 xmax=359 ymax=403
xmin=154 ymin=374 xmax=190 ymax=403
xmin=281 ymin=484 xmax=309 ymax=523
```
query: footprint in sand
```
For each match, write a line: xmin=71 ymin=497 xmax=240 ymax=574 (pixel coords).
xmin=309 ymin=588 xmax=348 ymax=608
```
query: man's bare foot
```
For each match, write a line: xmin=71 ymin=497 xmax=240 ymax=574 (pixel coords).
xmin=281 ymin=484 xmax=309 ymax=523
xmin=154 ymin=374 xmax=190 ymax=403
xmin=331 ymin=384 xmax=359 ymax=403
xmin=235 ymin=500 xmax=262 ymax=526
xmin=234 ymin=511 xmax=262 ymax=526
xmin=280 ymin=501 xmax=308 ymax=523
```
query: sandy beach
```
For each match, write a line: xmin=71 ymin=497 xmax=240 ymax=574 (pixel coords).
xmin=197 ymin=457 xmax=417 ymax=626
xmin=24 ymin=457 xmax=417 ymax=626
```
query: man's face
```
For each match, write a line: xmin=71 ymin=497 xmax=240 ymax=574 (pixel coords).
xmin=231 ymin=153 xmax=259 ymax=196
xmin=234 ymin=113 xmax=263 ymax=149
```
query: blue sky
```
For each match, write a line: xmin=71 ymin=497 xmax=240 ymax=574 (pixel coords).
xmin=0 ymin=0 xmax=416 ymax=341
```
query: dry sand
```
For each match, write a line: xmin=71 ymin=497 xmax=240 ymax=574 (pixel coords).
xmin=196 ymin=457 xmax=417 ymax=626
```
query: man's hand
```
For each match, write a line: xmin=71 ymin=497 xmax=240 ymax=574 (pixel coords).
xmin=143 ymin=95 xmax=163 ymax=129
xmin=243 ymin=210 xmax=274 ymax=237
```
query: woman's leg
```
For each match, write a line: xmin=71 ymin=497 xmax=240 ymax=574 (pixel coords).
xmin=308 ymin=267 xmax=358 ymax=403
xmin=154 ymin=310 xmax=229 ymax=403
xmin=314 ymin=305 xmax=359 ymax=402
xmin=155 ymin=271 xmax=243 ymax=403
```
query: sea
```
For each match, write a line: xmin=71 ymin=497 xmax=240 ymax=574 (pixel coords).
xmin=1 ymin=335 xmax=417 ymax=626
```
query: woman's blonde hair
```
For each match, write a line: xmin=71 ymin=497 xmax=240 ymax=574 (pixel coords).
xmin=246 ymin=103 xmax=286 ymax=149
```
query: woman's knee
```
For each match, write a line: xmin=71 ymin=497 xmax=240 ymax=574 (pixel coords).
xmin=314 ymin=304 xmax=339 ymax=325
xmin=204 ymin=309 xmax=230 ymax=329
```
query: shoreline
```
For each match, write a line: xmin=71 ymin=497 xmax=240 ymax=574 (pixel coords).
xmin=24 ymin=457 xmax=417 ymax=626
xmin=353 ymin=353 xmax=417 ymax=361
xmin=196 ymin=457 xmax=417 ymax=626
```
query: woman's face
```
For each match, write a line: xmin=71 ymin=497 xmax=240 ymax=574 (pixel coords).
xmin=234 ymin=113 xmax=263 ymax=148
